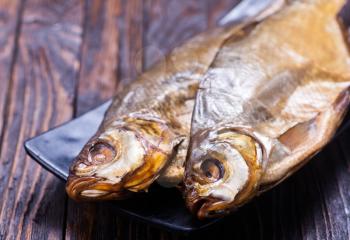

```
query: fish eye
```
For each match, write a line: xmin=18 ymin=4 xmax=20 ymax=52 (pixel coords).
xmin=200 ymin=158 xmax=225 ymax=182
xmin=88 ymin=142 xmax=116 ymax=164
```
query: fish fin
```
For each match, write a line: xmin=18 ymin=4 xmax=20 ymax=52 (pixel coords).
xmin=260 ymin=88 xmax=350 ymax=188
xmin=278 ymin=118 xmax=318 ymax=152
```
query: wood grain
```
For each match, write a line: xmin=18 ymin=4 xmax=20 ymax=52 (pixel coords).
xmin=0 ymin=0 xmax=83 ymax=239
xmin=0 ymin=0 xmax=23 ymax=155
xmin=143 ymin=0 xmax=207 ymax=69
xmin=0 ymin=0 xmax=350 ymax=239
xmin=74 ymin=0 xmax=120 ymax=116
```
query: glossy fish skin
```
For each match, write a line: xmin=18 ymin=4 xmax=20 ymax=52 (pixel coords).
xmin=185 ymin=0 xmax=350 ymax=219
xmin=66 ymin=23 xmax=248 ymax=201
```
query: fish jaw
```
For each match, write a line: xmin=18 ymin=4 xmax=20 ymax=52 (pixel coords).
xmin=66 ymin=116 xmax=176 ymax=201
xmin=184 ymin=127 xmax=266 ymax=219
xmin=185 ymin=190 xmax=231 ymax=219
xmin=66 ymin=176 xmax=132 ymax=201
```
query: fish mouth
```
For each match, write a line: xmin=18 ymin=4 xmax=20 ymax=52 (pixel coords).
xmin=185 ymin=191 xmax=231 ymax=219
xmin=66 ymin=176 xmax=132 ymax=201
xmin=185 ymin=184 xmax=232 ymax=219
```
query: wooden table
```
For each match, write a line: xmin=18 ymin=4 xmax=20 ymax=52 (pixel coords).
xmin=0 ymin=0 xmax=350 ymax=239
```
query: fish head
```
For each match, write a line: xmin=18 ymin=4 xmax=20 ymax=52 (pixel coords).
xmin=66 ymin=116 xmax=175 ymax=201
xmin=184 ymin=127 xmax=265 ymax=219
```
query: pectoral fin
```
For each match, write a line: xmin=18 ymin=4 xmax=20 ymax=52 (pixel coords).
xmin=261 ymin=88 xmax=350 ymax=189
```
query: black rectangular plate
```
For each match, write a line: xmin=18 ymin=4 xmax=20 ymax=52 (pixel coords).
xmin=24 ymin=102 xmax=350 ymax=233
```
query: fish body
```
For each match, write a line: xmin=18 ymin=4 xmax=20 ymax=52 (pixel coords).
xmin=184 ymin=0 xmax=350 ymax=219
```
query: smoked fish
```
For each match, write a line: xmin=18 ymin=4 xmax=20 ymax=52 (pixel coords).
xmin=184 ymin=0 xmax=350 ymax=219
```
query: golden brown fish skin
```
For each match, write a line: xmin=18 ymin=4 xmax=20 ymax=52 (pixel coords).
xmin=66 ymin=24 xmax=249 ymax=201
xmin=185 ymin=0 xmax=350 ymax=219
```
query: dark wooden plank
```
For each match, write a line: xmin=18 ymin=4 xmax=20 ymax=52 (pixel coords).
xmin=0 ymin=0 xmax=24 ymax=238
xmin=143 ymin=0 xmax=207 ymax=69
xmin=74 ymin=0 xmax=121 ymax=116
xmin=313 ymin=141 xmax=350 ymax=240
xmin=0 ymin=0 xmax=23 ymax=152
xmin=143 ymin=0 xmax=239 ymax=68
xmin=0 ymin=0 xmax=84 ymax=239
xmin=336 ymin=129 xmax=350 ymax=237
xmin=338 ymin=129 xmax=350 ymax=173
xmin=117 ymin=0 xmax=144 ymax=86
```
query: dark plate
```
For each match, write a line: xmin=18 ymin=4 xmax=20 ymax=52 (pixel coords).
xmin=23 ymin=101 xmax=350 ymax=233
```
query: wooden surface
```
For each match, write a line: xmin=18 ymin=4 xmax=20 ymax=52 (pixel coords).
xmin=0 ymin=0 xmax=349 ymax=239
